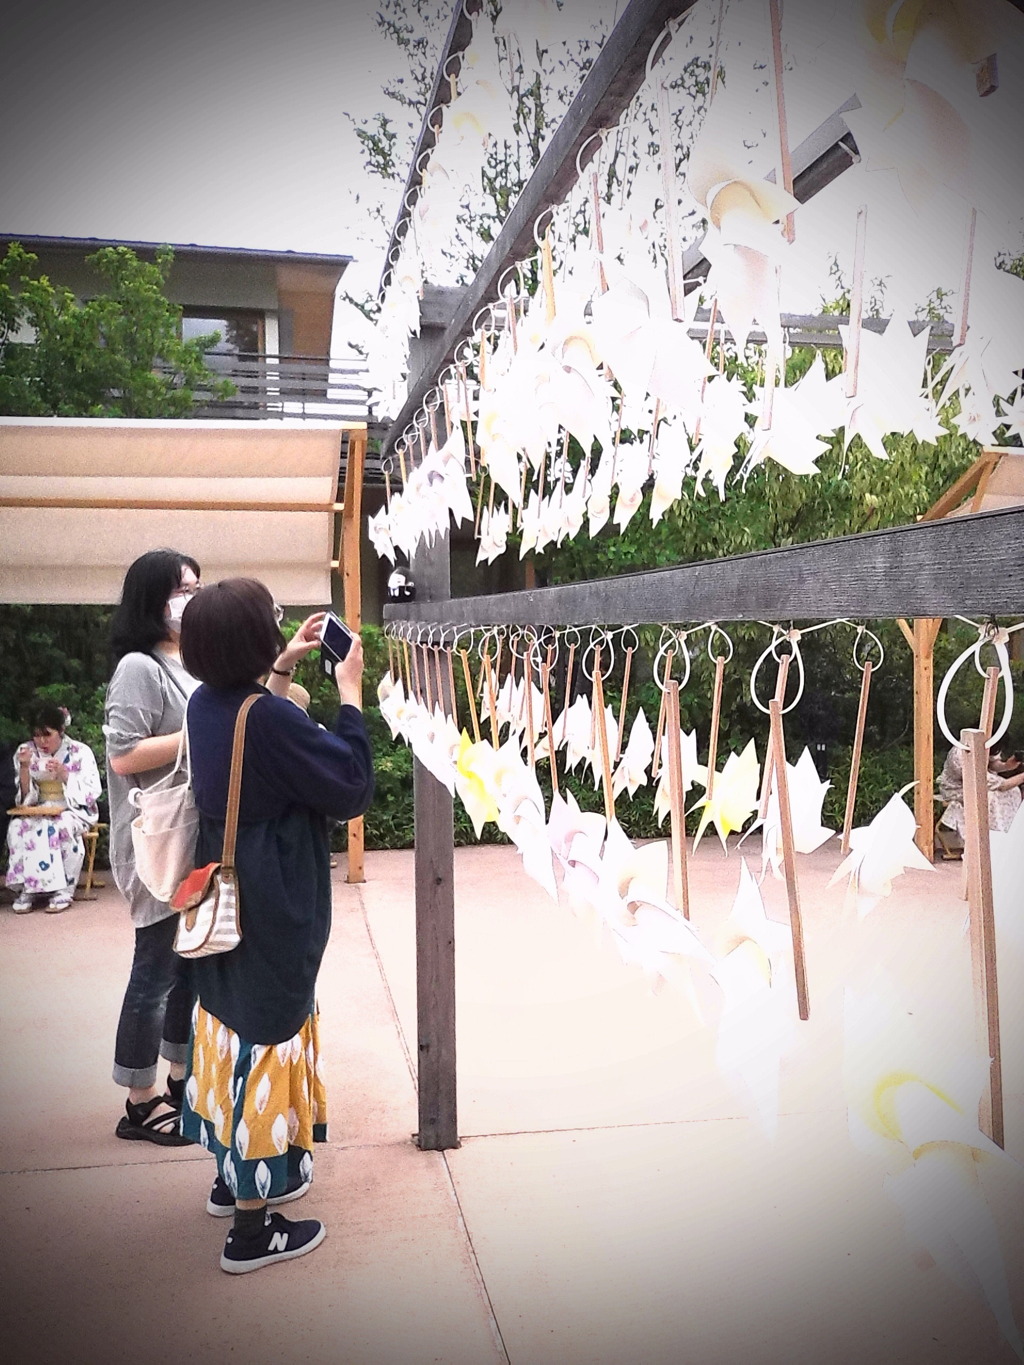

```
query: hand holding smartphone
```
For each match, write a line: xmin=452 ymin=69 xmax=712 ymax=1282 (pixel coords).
xmin=319 ymin=611 xmax=355 ymax=678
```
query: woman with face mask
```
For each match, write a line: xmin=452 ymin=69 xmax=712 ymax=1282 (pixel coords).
xmin=103 ymin=549 xmax=201 ymax=1145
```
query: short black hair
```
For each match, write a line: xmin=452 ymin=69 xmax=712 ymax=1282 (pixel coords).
xmin=179 ymin=578 xmax=284 ymax=690
xmin=27 ymin=702 xmax=66 ymax=735
xmin=109 ymin=549 xmax=201 ymax=663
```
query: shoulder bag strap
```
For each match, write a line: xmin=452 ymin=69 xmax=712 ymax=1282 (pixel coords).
xmin=150 ymin=650 xmax=191 ymax=702
xmin=220 ymin=693 xmax=261 ymax=873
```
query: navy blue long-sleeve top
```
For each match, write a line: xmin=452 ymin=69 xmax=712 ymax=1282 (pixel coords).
xmin=186 ymin=684 xmax=374 ymax=1043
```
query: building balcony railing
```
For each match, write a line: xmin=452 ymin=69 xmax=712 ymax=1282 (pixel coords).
xmin=186 ymin=352 xmax=371 ymax=422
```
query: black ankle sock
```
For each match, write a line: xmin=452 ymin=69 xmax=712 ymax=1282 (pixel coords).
xmin=233 ymin=1205 xmax=268 ymax=1240
xmin=166 ymin=1075 xmax=185 ymax=1106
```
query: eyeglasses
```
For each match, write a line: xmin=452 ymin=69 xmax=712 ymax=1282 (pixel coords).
xmin=272 ymin=602 xmax=284 ymax=624
xmin=169 ymin=584 xmax=201 ymax=601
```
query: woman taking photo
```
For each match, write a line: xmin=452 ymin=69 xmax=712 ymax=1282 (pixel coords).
xmin=6 ymin=702 xmax=101 ymax=913
xmin=104 ymin=549 xmax=201 ymax=1145
xmin=178 ymin=578 xmax=373 ymax=1274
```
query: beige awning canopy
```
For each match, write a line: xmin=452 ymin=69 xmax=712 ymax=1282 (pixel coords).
xmin=0 ymin=417 xmax=364 ymax=604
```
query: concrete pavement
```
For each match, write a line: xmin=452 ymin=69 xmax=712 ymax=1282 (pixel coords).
xmin=1 ymin=840 xmax=1021 ymax=1364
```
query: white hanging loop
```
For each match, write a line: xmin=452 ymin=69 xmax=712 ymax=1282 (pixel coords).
xmin=706 ymin=623 xmax=734 ymax=664
xmin=936 ymin=625 xmax=1013 ymax=751
xmin=654 ymin=629 xmax=691 ymax=692
xmin=581 ymin=628 xmax=615 ymax=682
xmin=750 ymin=627 xmax=805 ymax=715
xmin=852 ymin=624 xmax=884 ymax=673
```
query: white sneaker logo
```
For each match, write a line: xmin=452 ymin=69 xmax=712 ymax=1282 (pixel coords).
xmin=268 ymin=1231 xmax=288 ymax=1252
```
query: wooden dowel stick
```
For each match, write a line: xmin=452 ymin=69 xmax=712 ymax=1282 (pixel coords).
xmin=523 ymin=643 xmax=536 ymax=770
xmin=561 ymin=641 xmax=577 ymax=747
xmin=961 ymin=727 xmax=1003 ymax=1146
xmin=459 ymin=650 xmax=481 ymax=744
xmin=541 ymin=660 xmax=560 ymax=797
xmin=652 ymin=649 xmax=675 ymax=779
xmin=759 ymin=652 xmax=792 ymax=818
xmin=666 ymin=679 xmax=690 ymax=919
xmin=957 ymin=207 xmax=977 ymax=348
xmin=593 ymin=661 xmax=616 ymax=824
xmin=979 ymin=664 xmax=1000 ymax=739
xmin=768 ymin=0 xmax=795 ymax=242
xmin=422 ymin=646 xmax=435 ymax=711
xmin=615 ymin=646 xmax=634 ymax=763
xmin=706 ymin=655 xmax=726 ymax=799
xmin=769 ymin=698 xmax=809 ymax=1021
xmin=483 ymin=653 xmax=500 ymax=747
xmin=841 ymin=660 xmax=873 ymax=855
xmin=409 ymin=643 xmax=422 ymax=703
xmin=401 ymin=640 xmax=412 ymax=696
xmin=845 ymin=205 xmax=868 ymax=399
xmin=445 ymin=648 xmax=459 ymax=726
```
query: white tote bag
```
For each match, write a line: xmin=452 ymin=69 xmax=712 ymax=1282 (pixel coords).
xmin=128 ymin=705 xmax=198 ymax=903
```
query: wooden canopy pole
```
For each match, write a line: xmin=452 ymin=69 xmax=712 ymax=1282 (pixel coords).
xmin=961 ymin=727 xmax=1004 ymax=1147
xmin=341 ymin=428 xmax=367 ymax=884
xmin=897 ymin=617 xmax=943 ymax=860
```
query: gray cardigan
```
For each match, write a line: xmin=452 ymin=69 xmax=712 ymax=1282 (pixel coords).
xmin=103 ymin=651 xmax=199 ymax=927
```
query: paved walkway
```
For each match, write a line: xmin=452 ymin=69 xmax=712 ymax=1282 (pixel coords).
xmin=1 ymin=842 xmax=1021 ymax=1364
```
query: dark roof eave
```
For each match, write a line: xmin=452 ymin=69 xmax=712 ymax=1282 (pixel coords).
xmin=0 ymin=234 xmax=352 ymax=271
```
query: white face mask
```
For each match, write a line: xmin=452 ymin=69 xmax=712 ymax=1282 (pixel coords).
xmin=166 ymin=595 xmax=188 ymax=632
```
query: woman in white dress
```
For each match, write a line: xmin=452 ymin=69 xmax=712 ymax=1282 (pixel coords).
xmin=6 ymin=701 xmax=101 ymax=913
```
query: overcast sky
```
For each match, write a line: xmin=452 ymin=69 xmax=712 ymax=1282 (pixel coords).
xmin=1 ymin=0 xmax=411 ymax=337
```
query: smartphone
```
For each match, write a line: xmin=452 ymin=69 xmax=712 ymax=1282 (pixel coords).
xmin=319 ymin=611 xmax=354 ymax=678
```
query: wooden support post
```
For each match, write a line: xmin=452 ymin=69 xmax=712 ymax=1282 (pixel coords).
xmin=769 ymin=699 xmax=810 ymax=1021
xmin=961 ymin=728 xmax=1004 ymax=1147
xmin=841 ymin=660 xmax=873 ymax=855
xmin=342 ymin=429 xmax=367 ymax=885
xmin=592 ymin=652 xmax=616 ymax=824
xmin=410 ymin=530 xmax=458 ymax=1151
xmin=666 ymin=680 xmax=690 ymax=920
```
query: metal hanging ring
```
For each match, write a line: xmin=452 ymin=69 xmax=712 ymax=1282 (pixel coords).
xmin=706 ymin=623 xmax=734 ymax=664
xmin=853 ymin=625 xmax=884 ymax=673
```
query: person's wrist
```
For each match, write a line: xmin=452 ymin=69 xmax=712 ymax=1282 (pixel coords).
xmin=270 ymin=661 xmax=294 ymax=676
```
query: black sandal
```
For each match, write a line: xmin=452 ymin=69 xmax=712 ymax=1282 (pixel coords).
xmin=115 ymin=1095 xmax=193 ymax=1147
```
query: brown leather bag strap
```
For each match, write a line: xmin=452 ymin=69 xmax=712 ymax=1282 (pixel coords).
xmin=221 ymin=693 xmax=261 ymax=872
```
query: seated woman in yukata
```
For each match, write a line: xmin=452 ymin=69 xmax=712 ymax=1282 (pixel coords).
xmin=5 ymin=702 xmax=102 ymax=913
xmin=937 ymin=737 xmax=1024 ymax=848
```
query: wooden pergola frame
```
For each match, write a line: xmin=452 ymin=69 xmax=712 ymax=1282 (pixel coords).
xmin=378 ymin=0 xmax=1024 ymax=1152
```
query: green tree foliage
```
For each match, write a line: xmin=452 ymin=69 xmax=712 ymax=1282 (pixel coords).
xmin=0 ymin=242 xmax=234 ymax=417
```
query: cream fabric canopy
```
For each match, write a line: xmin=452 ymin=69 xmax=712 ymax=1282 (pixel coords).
xmin=0 ymin=418 xmax=361 ymax=604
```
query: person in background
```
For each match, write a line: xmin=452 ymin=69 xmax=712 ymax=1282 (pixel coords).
xmin=104 ymin=549 xmax=201 ymax=1146
xmin=178 ymin=579 xmax=373 ymax=1274
xmin=938 ymin=735 xmax=1024 ymax=844
xmin=6 ymin=702 xmax=101 ymax=913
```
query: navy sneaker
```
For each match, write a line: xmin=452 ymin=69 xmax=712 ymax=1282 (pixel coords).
xmin=220 ymin=1210 xmax=325 ymax=1274
xmin=207 ymin=1171 xmax=312 ymax=1217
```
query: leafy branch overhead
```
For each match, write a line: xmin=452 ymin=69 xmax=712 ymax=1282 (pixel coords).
xmin=0 ymin=242 xmax=235 ymax=419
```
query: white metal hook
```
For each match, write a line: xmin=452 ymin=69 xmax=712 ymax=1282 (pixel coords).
xmin=581 ymin=628 xmax=615 ymax=682
xmin=574 ymin=129 xmax=607 ymax=180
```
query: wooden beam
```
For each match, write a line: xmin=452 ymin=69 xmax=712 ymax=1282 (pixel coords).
xmin=920 ymin=454 xmax=997 ymax=521
xmin=385 ymin=508 xmax=1024 ymax=627
xmin=341 ymin=429 xmax=366 ymax=885
xmin=383 ymin=0 xmax=702 ymax=457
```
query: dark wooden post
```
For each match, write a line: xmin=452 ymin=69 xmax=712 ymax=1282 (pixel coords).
xmin=410 ymin=444 xmax=459 ymax=1148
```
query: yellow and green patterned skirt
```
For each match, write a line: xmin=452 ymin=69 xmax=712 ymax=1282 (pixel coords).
xmin=181 ymin=1001 xmax=328 ymax=1201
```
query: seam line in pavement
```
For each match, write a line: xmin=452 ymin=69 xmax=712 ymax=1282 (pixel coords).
xmin=441 ymin=1148 xmax=513 ymax=1365
xmin=354 ymin=879 xmax=419 ymax=1088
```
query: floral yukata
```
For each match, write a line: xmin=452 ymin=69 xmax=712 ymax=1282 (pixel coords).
xmin=6 ymin=738 xmax=101 ymax=898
